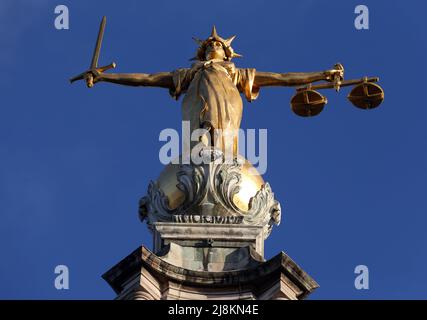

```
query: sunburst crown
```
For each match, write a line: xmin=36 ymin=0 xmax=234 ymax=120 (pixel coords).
xmin=191 ymin=26 xmax=242 ymax=61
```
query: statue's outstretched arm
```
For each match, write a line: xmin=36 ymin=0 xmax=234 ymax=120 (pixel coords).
xmin=96 ymin=72 xmax=174 ymax=89
xmin=254 ymin=67 xmax=343 ymax=87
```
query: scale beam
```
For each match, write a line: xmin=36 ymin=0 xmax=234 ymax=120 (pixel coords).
xmin=297 ymin=77 xmax=379 ymax=92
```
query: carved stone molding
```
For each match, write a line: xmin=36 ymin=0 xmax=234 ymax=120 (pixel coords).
xmin=139 ymin=148 xmax=281 ymax=239
xmin=103 ymin=245 xmax=319 ymax=300
xmin=172 ymin=214 xmax=243 ymax=224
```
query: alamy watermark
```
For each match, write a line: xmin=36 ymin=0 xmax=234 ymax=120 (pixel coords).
xmin=354 ymin=5 xmax=369 ymax=30
xmin=354 ymin=264 xmax=369 ymax=290
xmin=54 ymin=5 xmax=69 ymax=30
xmin=158 ymin=121 xmax=268 ymax=174
xmin=54 ymin=265 xmax=69 ymax=290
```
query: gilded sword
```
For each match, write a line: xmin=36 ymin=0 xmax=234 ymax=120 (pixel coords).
xmin=70 ymin=16 xmax=116 ymax=87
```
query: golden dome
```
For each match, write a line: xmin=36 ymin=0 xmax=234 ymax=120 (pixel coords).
xmin=157 ymin=155 xmax=264 ymax=212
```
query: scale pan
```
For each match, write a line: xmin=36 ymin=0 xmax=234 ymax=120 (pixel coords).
xmin=348 ymin=82 xmax=384 ymax=110
xmin=291 ymin=90 xmax=327 ymax=117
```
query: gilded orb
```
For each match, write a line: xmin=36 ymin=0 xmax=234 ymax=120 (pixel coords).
xmin=157 ymin=155 xmax=264 ymax=212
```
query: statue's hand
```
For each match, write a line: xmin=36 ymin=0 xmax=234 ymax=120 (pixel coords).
xmin=84 ymin=68 xmax=103 ymax=88
xmin=70 ymin=62 xmax=115 ymax=87
xmin=324 ymin=64 xmax=344 ymax=82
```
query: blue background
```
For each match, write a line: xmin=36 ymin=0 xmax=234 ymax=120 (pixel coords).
xmin=0 ymin=0 xmax=425 ymax=299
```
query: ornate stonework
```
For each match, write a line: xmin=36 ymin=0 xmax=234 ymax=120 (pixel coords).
xmin=139 ymin=148 xmax=281 ymax=239
xmin=172 ymin=215 xmax=243 ymax=224
xmin=103 ymin=246 xmax=319 ymax=300
xmin=99 ymin=147 xmax=321 ymax=300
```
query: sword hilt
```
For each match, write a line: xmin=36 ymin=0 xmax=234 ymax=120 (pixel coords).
xmin=70 ymin=16 xmax=114 ymax=89
xmin=85 ymin=62 xmax=116 ymax=88
xmin=70 ymin=62 xmax=116 ymax=88
xmin=97 ymin=62 xmax=116 ymax=73
xmin=86 ymin=73 xmax=94 ymax=88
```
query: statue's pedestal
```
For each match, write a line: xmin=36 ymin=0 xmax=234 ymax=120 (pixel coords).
xmin=103 ymin=149 xmax=318 ymax=300
xmin=103 ymin=222 xmax=318 ymax=300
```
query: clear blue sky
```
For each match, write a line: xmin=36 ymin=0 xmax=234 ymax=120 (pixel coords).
xmin=0 ymin=0 xmax=426 ymax=299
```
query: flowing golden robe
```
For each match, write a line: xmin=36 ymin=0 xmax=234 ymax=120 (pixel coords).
xmin=169 ymin=59 xmax=260 ymax=156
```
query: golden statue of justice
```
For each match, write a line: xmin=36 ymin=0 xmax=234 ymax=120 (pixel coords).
xmin=71 ymin=17 xmax=384 ymax=155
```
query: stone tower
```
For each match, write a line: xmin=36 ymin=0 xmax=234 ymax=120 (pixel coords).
xmin=103 ymin=148 xmax=318 ymax=300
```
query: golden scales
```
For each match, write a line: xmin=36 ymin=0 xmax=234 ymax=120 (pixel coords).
xmin=291 ymin=64 xmax=384 ymax=117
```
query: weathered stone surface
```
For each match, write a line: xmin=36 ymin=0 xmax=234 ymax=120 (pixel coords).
xmin=103 ymin=151 xmax=316 ymax=300
xmin=104 ymin=210 xmax=318 ymax=300
xmin=158 ymin=243 xmax=262 ymax=272
xmin=153 ymin=222 xmax=265 ymax=258
xmin=102 ymin=246 xmax=319 ymax=300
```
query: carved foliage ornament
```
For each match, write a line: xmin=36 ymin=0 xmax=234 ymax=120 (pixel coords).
xmin=139 ymin=150 xmax=281 ymax=239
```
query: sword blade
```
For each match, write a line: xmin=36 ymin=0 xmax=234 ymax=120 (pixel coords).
xmin=90 ymin=16 xmax=106 ymax=69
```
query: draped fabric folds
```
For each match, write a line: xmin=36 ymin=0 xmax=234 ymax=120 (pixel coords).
xmin=169 ymin=60 xmax=259 ymax=156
